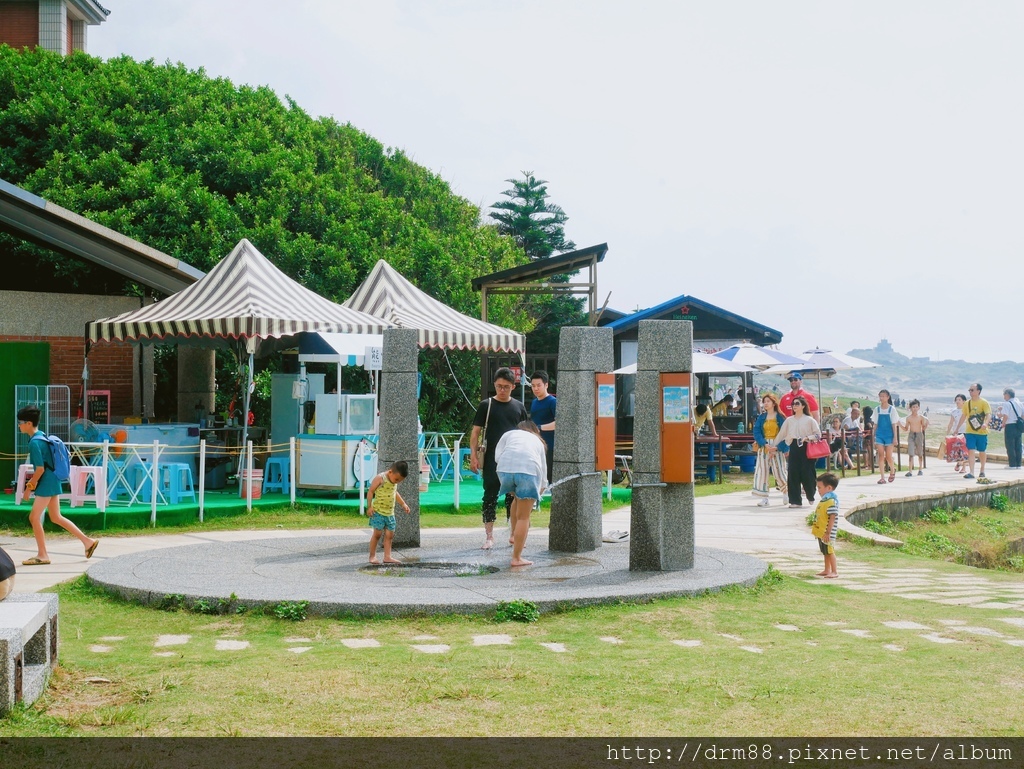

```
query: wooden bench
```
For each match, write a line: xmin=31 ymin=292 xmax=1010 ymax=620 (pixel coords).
xmin=0 ymin=593 xmax=59 ymax=714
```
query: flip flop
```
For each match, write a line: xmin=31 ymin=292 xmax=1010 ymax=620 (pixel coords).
xmin=85 ymin=539 xmax=99 ymax=559
xmin=22 ymin=557 xmax=50 ymax=566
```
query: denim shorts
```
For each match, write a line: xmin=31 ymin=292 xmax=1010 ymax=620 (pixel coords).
xmin=369 ymin=512 xmax=396 ymax=531
xmin=497 ymin=472 xmax=542 ymax=501
xmin=965 ymin=433 xmax=988 ymax=452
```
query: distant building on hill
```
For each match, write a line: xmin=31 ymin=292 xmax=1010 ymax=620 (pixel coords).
xmin=0 ymin=0 xmax=109 ymax=55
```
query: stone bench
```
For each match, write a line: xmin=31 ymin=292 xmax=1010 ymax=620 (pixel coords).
xmin=0 ymin=593 xmax=59 ymax=714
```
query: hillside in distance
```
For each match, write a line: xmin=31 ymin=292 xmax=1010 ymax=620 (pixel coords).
xmin=755 ymin=339 xmax=1024 ymax=402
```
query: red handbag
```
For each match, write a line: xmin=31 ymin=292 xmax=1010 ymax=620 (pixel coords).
xmin=805 ymin=438 xmax=831 ymax=459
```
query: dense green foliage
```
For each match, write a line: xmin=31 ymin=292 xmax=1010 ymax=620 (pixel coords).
xmin=0 ymin=48 xmax=530 ymax=430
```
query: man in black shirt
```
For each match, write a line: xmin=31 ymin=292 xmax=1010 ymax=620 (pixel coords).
xmin=0 ymin=546 xmax=15 ymax=601
xmin=470 ymin=367 xmax=528 ymax=549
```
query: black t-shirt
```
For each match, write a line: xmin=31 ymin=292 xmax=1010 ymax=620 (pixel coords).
xmin=0 ymin=546 xmax=15 ymax=581
xmin=473 ymin=397 xmax=528 ymax=455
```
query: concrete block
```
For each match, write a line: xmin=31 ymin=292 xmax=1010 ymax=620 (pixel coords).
xmin=548 ymin=472 xmax=603 ymax=553
xmin=0 ymin=594 xmax=58 ymax=714
xmin=636 ymin=320 xmax=693 ymax=372
xmin=382 ymin=328 xmax=419 ymax=373
xmin=550 ymin=373 xmax=597 ymax=465
xmin=556 ymin=326 xmax=614 ymax=372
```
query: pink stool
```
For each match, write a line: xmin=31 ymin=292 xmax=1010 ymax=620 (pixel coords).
xmin=70 ymin=465 xmax=107 ymax=512
xmin=14 ymin=463 xmax=34 ymax=505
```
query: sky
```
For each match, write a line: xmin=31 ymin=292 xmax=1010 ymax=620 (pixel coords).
xmin=88 ymin=1 xmax=1024 ymax=363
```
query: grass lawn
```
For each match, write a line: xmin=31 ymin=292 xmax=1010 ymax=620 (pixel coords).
xmin=1 ymin=546 xmax=1022 ymax=736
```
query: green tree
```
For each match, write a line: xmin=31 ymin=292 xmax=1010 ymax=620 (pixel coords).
xmin=488 ymin=172 xmax=585 ymax=356
xmin=488 ymin=172 xmax=575 ymax=259
xmin=0 ymin=47 xmax=528 ymax=431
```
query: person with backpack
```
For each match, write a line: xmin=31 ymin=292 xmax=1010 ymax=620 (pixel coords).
xmin=17 ymin=406 xmax=98 ymax=566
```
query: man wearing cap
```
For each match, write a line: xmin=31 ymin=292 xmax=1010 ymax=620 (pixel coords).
xmin=779 ymin=372 xmax=820 ymax=421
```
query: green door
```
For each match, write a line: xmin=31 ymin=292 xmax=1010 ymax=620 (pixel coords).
xmin=0 ymin=342 xmax=50 ymax=488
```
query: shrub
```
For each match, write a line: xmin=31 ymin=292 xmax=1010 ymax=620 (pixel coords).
xmin=495 ymin=599 xmax=540 ymax=623
xmin=272 ymin=601 xmax=309 ymax=621
xmin=989 ymin=493 xmax=1009 ymax=512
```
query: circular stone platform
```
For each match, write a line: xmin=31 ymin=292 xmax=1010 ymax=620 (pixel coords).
xmin=86 ymin=530 xmax=768 ymax=617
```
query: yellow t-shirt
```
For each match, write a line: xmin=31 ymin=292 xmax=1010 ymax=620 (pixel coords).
xmin=962 ymin=398 xmax=990 ymax=435
xmin=762 ymin=418 xmax=779 ymax=443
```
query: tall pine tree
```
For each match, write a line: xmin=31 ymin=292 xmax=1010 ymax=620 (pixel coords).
xmin=488 ymin=172 xmax=576 ymax=259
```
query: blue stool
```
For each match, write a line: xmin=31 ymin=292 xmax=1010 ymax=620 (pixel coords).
xmin=162 ymin=462 xmax=197 ymax=504
xmin=106 ymin=459 xmax=132 ymax=501
xmin=263 ymin=457 xmax=290 ymax=494
xmin=131 ymin=462 xmax=161 ymax=503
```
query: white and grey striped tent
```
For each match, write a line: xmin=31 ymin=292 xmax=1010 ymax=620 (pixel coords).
xmin=87 ymin=239 xmax=391 ymax=350
xmin=343 ymin=259 xmax=525 ymax=353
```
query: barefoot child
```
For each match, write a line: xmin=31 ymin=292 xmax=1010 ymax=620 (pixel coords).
xmin=903 ymin=399 xmax=929 ymax=476
xmin=811 ymin=472 xmax=840 ymax=578
xmin=367 ymin=461 xmax=410 ymax=564
xmin=495 ymin=421 xmax=548 ymax=567
xmin=17 ymin=407 xmax=99 ymax=566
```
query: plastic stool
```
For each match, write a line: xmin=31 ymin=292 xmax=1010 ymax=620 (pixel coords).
xmin=14 ymin=463 xmax=34 ymax=505
xmin=457 ymin=447 xmax=480 ymax=480
xmin=160 ymin=463 xmax=196 ymax=505
xmin=70 ymin=465 xmax=107 ymax=511
xmin=131 ymin=462 xmax=162 ymax=504
xmin=262 ymin=457 xmax=290 ymax=494
xmin=106 ymin=459 xmax=131 ymax=501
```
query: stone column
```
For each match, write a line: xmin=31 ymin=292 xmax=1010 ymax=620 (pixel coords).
xmin=548 ymin=326 xmax=614 ymax=553
xmin=176 ymin=348 xmax=216 ymax=423
xmin=38 ymin=0 xmax=67 ymax=54
xmin=378 ymin=328 xmax=420 ymax=547
xmin=629 ymin=320 xmax=695 ymax=571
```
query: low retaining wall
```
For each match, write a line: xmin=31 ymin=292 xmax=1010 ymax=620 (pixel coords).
xmin=845 ymin=479 xmax=1024 ymax=530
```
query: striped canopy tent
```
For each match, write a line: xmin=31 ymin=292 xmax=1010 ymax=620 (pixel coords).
xmin=86 ymin=239 xmax=392 ymax=447
xmin=343 ymin=259 xmax=525 ymax=353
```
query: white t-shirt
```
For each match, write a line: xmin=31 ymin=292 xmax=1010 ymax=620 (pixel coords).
xmin=999 ymin=398 xmax=1024 ymax=425
xmin=495 ymin=430 xmax=548 ymax=481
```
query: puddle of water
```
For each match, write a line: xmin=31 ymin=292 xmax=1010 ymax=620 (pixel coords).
xmin=360 ymin=562 xmax=500 ymax=578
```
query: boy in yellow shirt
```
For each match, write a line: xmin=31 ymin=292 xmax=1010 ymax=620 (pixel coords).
xmin=367 ymin=461 xmax=410 ymax=564
xmin=811 ymin=472 xmax=840 ymax=578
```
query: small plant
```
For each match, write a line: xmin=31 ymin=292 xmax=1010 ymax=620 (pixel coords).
xmin=989 ymin=493 xmax=1009 ymax=512
xmin=193 ymin=598 xmax=217 ymax=615
xmin=159 ymin=593 xmax=186 ymax=611
xmin=272 ymin=600 xmax=309 ymax=621
xmin=753 ymin=564 xmax=784 ymax=593
xmin=494 ymin=599 xmax=540 ymax=623
xmin=921 ymin=508 xmax=951 ymax=524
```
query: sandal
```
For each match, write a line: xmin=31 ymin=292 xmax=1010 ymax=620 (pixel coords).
xmin=22 ymin=556 xmax=51 ymax=566
xmin=85 ymin=539 xmax=99 ymax=559
xmin=888 ymin=472 xmax=896 ymax=483
xmin=876 ymin=478 xmax=887 ymax=484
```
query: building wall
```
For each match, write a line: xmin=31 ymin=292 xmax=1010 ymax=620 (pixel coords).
xmin=0 ymin=290 xmax=149 ymax=421
xmin=37 ymin=0 xmax=65 ymax=54
xmin=0 ymin=1 xmax=40 ymax=49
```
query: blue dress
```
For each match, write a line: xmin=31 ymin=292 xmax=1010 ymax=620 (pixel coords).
xmin=29 ymin=433 xmax=63 ymax=497
xmin=875 ymin=406 xmax=896 ymax=446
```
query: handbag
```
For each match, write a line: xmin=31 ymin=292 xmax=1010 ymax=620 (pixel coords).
xmin=805 ymin=437 xmax=831 ymax=459
xmin=475 ymin=398 xmax=492 ymax=464
xmin=967 ymin=411 xmax=986 ymax=431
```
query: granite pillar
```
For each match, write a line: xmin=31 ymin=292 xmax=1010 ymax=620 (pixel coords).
xmin=629 ymin=320 xmax=696 ymax=571
xmin=378 ymin=328 xmax=420 ymax=547
xmin=176 ymin=348 xmax=215 ymax=423
xmin=548 ymin=326 xmax=614 ymax=553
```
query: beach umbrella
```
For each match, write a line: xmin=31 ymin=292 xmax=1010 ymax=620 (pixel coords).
xmin=764 ymin=348 xmax=880 ymax=418
xmin=713 ymin=343 xmax=806 ymax=371
xmin=612 ymin=351 xmax=755 ymax=376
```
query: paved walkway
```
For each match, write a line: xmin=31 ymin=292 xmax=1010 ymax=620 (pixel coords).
xmin=2 ymin=461 xmax=1022 ymax=613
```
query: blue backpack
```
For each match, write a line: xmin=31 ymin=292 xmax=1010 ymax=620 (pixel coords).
xmin=31 ymin=433 xmax=72 ymax=482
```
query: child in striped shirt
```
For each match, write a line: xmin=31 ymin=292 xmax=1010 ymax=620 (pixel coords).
xmin=811 ymin=472 xmax=840 ymax=578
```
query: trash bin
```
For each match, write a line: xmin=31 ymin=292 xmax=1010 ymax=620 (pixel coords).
xmin=738 ymin=453 xmax=757 ymax=473
xmin=238 ymin=469 xmax=263 ymax=499
xmin=419 ymin=452 xmax=430 ymax=493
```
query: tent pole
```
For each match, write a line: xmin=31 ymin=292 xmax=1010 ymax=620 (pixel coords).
xmin=241 ymin=350 xmax=254 ymax=450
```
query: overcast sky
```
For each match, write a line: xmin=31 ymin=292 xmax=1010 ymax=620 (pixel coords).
xmin=89 ymin=1 xmax=1023 ymax=363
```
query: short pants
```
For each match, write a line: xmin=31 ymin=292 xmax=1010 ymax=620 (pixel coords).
xmin=907 ymin=432 xmax=925 ymax=457
xmin=965 ymin=433 xmax=988 ymax=452
xmin=369 ymin=512 xmax=396 ymax=531
xmin=817 ymin=538 xmax=835 ymax=556
xmin=497 ymin=472 xmax=542 ymax=502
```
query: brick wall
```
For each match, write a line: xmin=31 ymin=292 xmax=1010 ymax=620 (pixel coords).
xmin=0 ymin=2 xmax=40 ymax=49
xmin=0 ymin=334 xmax=134 ymax=419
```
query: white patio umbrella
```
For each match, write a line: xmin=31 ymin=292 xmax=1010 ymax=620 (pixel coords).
xmin=612 ymin=351 xmax=755 ymax=375
xmin=712 ymin=343 xmax=806 ymax=371
xmin=764 ymin=348 xmax=880 ymax=417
